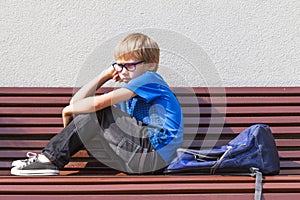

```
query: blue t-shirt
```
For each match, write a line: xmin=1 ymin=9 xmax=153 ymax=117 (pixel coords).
xmin=117 ymin=72 xmax=183 ymax=162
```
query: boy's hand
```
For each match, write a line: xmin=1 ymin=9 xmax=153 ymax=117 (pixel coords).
xmin=62 ymin=106 xmax=73 ymax=127
xmin=106 ymin=66 xmax=120 ymax=82
xmin=112 ymin=70 xmax=121 ymax=82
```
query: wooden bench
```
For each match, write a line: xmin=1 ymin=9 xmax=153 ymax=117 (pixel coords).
xmin=1 ymin=87 xmax=300 ymax=199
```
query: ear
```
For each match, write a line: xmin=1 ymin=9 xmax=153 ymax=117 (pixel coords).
xmin=147 ymin=63 xmax=158 ymax=72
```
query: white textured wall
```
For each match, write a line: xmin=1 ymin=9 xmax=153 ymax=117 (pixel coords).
xmin=1 ymin=0 xmax=299 ymax=87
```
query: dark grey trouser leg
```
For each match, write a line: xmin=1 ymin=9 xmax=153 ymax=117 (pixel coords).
xmin=43 ymin=106 xmax=167 ymax=174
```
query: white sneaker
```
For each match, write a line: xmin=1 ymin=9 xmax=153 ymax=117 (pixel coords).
xmin=11 ymin=152 xmax=37 ymax=167
xmin=11 ymin=152 xmax=59 ymax=176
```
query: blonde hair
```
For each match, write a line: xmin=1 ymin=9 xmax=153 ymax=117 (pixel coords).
xmin=114 ymin=33 xmax=160 ymax=71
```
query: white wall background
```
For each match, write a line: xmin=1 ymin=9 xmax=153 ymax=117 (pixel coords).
xmin=0 ymin=0 xmax=299 ymax=87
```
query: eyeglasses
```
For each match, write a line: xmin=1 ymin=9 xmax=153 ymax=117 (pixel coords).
xmin=112 ymin=60 xmax=144 ymax=72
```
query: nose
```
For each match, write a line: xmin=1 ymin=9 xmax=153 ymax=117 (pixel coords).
xmin=119 ymin=67 xmax=129 ymax=75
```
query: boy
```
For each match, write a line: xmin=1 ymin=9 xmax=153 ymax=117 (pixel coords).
xmin=11 ymin=33 xmax=184 ymax=175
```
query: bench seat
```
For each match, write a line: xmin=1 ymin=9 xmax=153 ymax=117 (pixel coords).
xmin=0 ymin=87 xmax=300 ymax=199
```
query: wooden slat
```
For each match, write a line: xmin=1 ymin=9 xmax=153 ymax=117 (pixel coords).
xmin=184 ymin=116 xmax=300 ymax=125
xmin=0 ymin=140 xmax=48 ymax=148
xmin=0 ymin=175 xmax=257 ymax=183
xmin=0 ymin=183 xmax=272 ymax=194
xmin=1 ymin=160 xmax=299 ymax=170
xmin=2 ymin=87 xmax=300 ymax=96
xmin=0 ymin=194 xmax=261 ymax=200
xmin=0 ymin=87 xmax=112 ymax=96
xmin=0 ymin=107 xmax=63 ymax=116
xmin=0 ymin=126 xmax=299 ymax=136
xmin=183 ymin=139 xmax=300 ymax=148
xmin=0 ymin=117 xmax=62 ymax=126
xmin=279 ymin=151 xmax=300 ymax=159
xmin=184 ymin=126 xmax=300 ymax=135
xmin=2 ymin=106 xmax=300 ymax=117
xmin=178 ymin=96 xmax=300 ymax=105
xmin=0 ymin=194 xmax=300 ymax=200
xmin=280 ymin=169 xmax=300 ymax=175
xmin=172 ymin=87 xmax=300 ymax=95
xmin=2 ymin=96 xmax=300 ymax=106
xmin=182 ymin=106 xmax=300 ymax=115
xmin=0 ymin=150 xmax=89 ymax=158
xmin=0 ymin=87 xmax=74 ymax=95
xmin=2 ymin=116 xmax=300 ymax=126
xmin=0 ymin=182 xmax=300 ymax=194
xmin=1 ymin=139 xmax=300 ymax=149
xmin=1 ymin=175 xmax=300 ymax=184
xmin=280 ymin=161 xmax=300 ymax=168
xmin=0 ymin=96 xmax=70 ymax=105
xmin=2 ymin=160 xmax=299 ymax=174
xmin=0 ymin=127 xmax=62 ymax=135
xmin=1 ymin=149 xmax=300 ymax=171
xmin=5 ymin=149 xmax=300 ymax=161
xmin=0 ymin=175 xmax=294 ymax=184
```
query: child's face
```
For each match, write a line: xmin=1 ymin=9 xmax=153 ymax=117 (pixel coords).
xmin=115 ymin=57 xmax=150 ymax=83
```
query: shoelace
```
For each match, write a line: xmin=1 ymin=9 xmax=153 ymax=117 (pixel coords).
xmin=19 ymin=152 xmax=38 ymax=168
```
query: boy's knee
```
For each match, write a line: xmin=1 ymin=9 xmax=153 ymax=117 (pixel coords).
xmin=73 ymin=112 xmax=99 ymax=128
xmin=75 ymin=112 xmax=98 ymax=120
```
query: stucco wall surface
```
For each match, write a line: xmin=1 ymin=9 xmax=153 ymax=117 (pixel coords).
xmin=0 ymin=0 xmax=299 ymax=87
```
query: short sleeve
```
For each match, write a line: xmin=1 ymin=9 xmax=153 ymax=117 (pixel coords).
xmin=123 ymin=72 xmax=168 ymax=102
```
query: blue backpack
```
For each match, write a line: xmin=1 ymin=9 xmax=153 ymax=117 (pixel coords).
xmin=165 ymin=124 xmax=280 ymax=200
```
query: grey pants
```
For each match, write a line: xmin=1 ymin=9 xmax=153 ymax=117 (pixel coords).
xmin=42 ymin=106 xmax=167 ymax=174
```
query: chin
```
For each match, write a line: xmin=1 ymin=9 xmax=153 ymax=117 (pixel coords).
xmin=122 ymin=79 xmax=130 ymax=83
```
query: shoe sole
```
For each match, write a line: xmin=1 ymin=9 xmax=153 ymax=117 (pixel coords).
xmin=11 ymin=167 xmax=59 ymax=176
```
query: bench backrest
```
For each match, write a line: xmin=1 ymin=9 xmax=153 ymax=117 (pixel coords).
xmin=0 ymin=87 xmax=299 ymax=175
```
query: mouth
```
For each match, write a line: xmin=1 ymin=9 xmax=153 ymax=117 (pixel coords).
xmin=121 ymin=78 xmax=130 ymax=83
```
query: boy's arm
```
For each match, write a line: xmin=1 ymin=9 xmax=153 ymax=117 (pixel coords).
xmin=62 ymin=88 xmax=136 ymax=127
xmin=70 ymin=66 xmax=119 ymax=104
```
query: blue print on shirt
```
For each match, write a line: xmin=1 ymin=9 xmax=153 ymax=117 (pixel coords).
xmin=121 ymin=72 xmax=184 ymax=162
xmin=126 ymin=97 xmax=173 ymax=150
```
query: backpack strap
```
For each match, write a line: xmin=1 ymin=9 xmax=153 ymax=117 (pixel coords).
xmin=250 ymin=167 xmax=262 ymax=200
xmin=210 ymin=146 xmax=232 ymax=174
xmin=176 ymin=148 xmax=219 ymax=161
